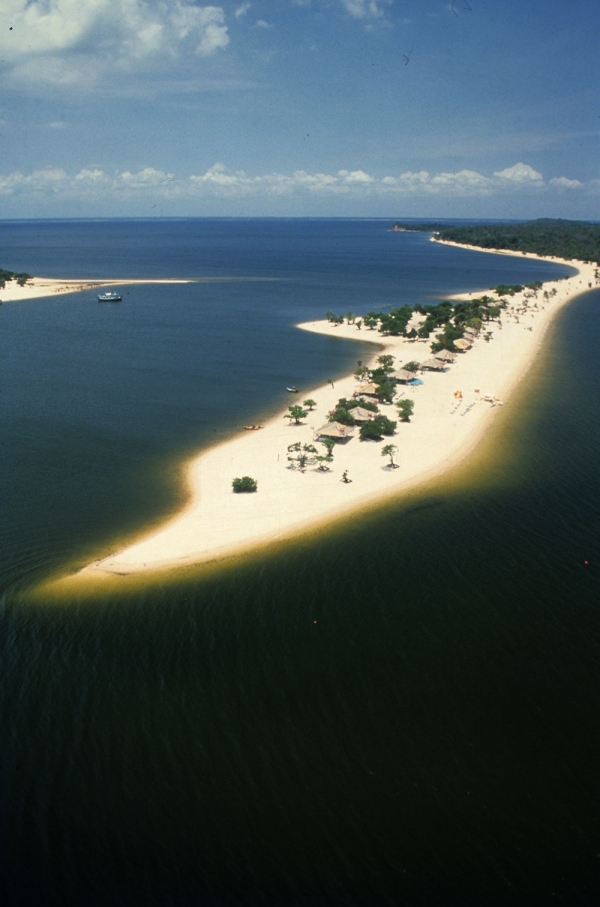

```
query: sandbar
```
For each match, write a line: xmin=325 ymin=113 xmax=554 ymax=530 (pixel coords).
xmin=0 ymin=276 xmax=281 ymax=304
xmin=73 ymin=243 xmax=598 ymax=577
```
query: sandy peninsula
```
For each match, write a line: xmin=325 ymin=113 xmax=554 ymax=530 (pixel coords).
xmin=0 ymin=276 xmax=197 ymax=303
xmin=70 ymin=244 xmax=598 ymax=577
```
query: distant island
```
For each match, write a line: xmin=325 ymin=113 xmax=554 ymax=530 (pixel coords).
xmin=391 ymin=218 xmax=600 ymax=265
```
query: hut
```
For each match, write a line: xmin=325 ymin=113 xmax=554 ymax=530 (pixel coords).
xmin=350 ymin=407 xmax=376 ymax=423
xmin=454 ymin=338 xmax=471 ymax=351
xmin=315 ymin=422 xmax=355 ymax=441
xmin=353 ymin=382 xmax=379 ymax=398
xmin=433 ymin=350 xmax=456 ymax=363
xmin=421 ymin=358 xmax=448 ymax=371
xmin=394 ymin=368 xmax=418 ymax=383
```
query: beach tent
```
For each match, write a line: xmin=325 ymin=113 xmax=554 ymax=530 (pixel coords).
xmin=315 ymin=422 xmax=355 ymax=440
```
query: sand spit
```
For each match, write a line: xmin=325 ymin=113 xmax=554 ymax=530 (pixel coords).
xmin=0 ymin=276 xmax=282 ymax=304
xmin=76 ymin=247 xmax=598 ymax=578
xmin=0 ymin=277 xmax=196 ymax=303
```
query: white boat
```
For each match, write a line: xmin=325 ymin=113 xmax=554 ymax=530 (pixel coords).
xmin=98 ymin=291 xmax=122 ymax=302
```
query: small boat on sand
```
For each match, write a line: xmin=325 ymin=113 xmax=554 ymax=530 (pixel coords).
xmin=243 ymin=425 xmax=264 ymax=431
xmin=286 ymin=386 xmax=299 ymax=393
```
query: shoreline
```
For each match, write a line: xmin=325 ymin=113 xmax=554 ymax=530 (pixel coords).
xmin=72 ymin=245 xmax=597 ymax=579
xmin=0 ymin=276 xmax=281 ymax=304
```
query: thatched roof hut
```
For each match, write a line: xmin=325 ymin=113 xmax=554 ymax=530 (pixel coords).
xmin=454 ymin=338 xmax=471 ymax=351
xmin=394 ymin=368 xmax=418 ymax=382
xmin=353 ymin=382 xmax=379 ymax=397
xmin=315 ymin=422 xmax=355 ymax=440
xmin=433 ymin=350 xmax=456 ymax=363
xmin=421 ymin=358 xmax=448 ymax=371
xmin=351 ymin=407 xmax=376 ymax=422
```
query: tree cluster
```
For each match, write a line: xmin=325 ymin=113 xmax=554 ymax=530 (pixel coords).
xmin=0 ymin=268 xmax=32 ymax=289
xmin=391 ymin=219 xmax=600 ymax=265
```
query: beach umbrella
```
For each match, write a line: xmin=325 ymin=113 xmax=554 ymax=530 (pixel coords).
xmin=434 ymin=350 xmax=456 ymax=362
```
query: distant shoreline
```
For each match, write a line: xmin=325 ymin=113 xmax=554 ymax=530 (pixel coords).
xmin=66 ymin=244 xmax=597 ymax=580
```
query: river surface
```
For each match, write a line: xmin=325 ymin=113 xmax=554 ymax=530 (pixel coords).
xmin=1 ymin=218 xmax=598 ymax=905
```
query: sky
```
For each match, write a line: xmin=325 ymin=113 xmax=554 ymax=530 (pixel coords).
xmin=1 ymin=0 xmax=599 ymax=219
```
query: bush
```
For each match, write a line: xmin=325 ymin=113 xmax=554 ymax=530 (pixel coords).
xmin=232 ymin=476 xmax=258 ymax=493
xmin=359 ymin=415 xmax=397 ymax=441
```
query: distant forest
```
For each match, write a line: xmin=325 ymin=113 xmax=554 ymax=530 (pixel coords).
xmin=391 ymin=219 xmax=600 ymax=264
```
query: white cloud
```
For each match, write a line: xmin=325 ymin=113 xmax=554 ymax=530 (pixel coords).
xmin=340 ymin=0 xmax=389 ymax=19
xmin=549 ymin=177 xmax=583 ymax=189
xmin=5 ymin=0 xmax=229 ymax=89
xmin=493 ymin=162 xmax=543 ymax=183
xmin=1 ymin=161 xmax=596 ymax=204
xmin=255 ymin=19 xmax=274 ymax=29
xmin=235 ymin=2 xmax=251 ymax=16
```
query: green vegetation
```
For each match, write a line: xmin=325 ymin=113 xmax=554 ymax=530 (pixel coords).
xmin=285 ymin=404 xmax=308 ymax=424
xmin=359 ymin=415 xmax=396 ymax=441
xmin=303 ymin=398 xmax=317 ymax=411
xmin=287 ymin=442 xmax=319 ymax=472
xmin=320 ymin=437 xmax=336 ymax=458
xmin=381 ymin=444 xmax=399 ymax=468
xmin=232 ymin=476 xmax=258 ymax=493
xmin=396 ymin=399 xmax=414 ymax=422
xmin=391 ymin=218 xmax=600 ymax=264
xmin=0 ymin=268 xmax=32 ymax=289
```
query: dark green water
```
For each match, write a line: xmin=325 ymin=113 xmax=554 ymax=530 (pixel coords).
xmin=1 ymin=221 xmax=599 ymax=905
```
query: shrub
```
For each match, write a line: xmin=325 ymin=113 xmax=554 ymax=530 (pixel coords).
xmin=359 ymin=415 xmax=397 ymax=441
xmin=232 ymin=476 xmax=258 ymax=493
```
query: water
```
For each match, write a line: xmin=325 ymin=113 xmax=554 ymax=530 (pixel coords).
xmin=1 ymin=219 xmax=599 ymax=905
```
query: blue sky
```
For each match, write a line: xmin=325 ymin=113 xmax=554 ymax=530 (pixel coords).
xmin=1 ymin=0 xmax=598 ymax=218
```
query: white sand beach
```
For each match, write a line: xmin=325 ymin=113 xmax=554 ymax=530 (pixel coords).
xmin=72 ymin=246 xmax=598 ymax=577
xmin=0 ymin=277 xmax=194 ymax=303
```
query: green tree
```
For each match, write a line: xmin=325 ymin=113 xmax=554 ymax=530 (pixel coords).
xmin=285 ymin=404 xmax=308 ymax=424
xmin=404 ymin=361 xmax=421 ymax=373
xmin=381 ymin=444 xmax=399 ymax=468
xmin=377 ymin=354 xmax=395 ymax=371
xmin=359 ymin=415 xmax=396 ymax=441
xmin=375 ymin=382 xmax=396 ymax=404
xmin=303 ymin=398 xmax=317 ymax=411
xmin=232 ymin=476 xmax=258 ymax=493
xmin=320 ymin=437 xmax=336 ymax=459
xmin=396 ymin=399 xmax=414 ymax=422
xmin=363 ymin=314 xmax=378 ymax=330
